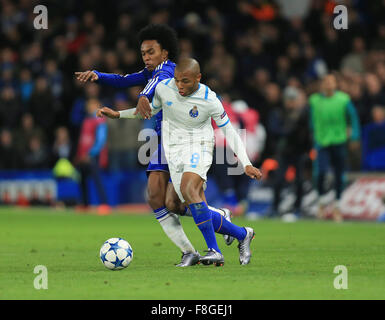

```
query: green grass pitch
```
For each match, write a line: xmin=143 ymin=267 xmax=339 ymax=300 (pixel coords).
xmin=0 ymin=207 xmax=384 ymax=300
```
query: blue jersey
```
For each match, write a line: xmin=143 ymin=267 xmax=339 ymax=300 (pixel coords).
xmin=93 ymin=60 xmax=175 ymax=135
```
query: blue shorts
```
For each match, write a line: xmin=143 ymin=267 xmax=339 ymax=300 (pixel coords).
xmin=146 ymin=141 xmax=169 ymax=177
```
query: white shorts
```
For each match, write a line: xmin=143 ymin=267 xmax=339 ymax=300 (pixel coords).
xmin=165 ymin=141 xmax=214 ymax=203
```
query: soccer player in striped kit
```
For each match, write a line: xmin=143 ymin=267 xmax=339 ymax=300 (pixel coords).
xmin=75 ymin=25 xmax=233 ymax=266
xmin=98 ymin=58 xmax=263 ymax=266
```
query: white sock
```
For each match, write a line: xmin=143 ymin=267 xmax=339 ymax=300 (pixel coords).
xmin=157 ymin=211 xmax=196 ymax=253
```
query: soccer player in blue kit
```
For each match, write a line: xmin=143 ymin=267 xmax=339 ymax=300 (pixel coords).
xmin=98 ymin=58 xmax=262 ymax=266
xmin=75 ymin=24 xmax=232 ymax=267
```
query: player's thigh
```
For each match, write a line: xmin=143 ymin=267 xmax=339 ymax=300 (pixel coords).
xmin=167 ymin=161 xmax=185 ymax=204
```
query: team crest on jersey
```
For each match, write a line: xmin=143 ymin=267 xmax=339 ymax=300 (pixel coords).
xmin=189 ymin=106 xmax=199 ymax=118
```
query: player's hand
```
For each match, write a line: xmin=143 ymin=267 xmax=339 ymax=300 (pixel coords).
xmin=97 ymin=107 xmax=120 ymax=119
xmin=75 ymin=70 xmax=99 ymax=82
xmin=134 ymin=96 xmax=152 ymax=119
xmin=244 ymin=165 xmax=262 ymax=180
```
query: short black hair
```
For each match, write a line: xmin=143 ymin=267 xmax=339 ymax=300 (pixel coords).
xmin=138 ymin=24 xmax=178 ymax=62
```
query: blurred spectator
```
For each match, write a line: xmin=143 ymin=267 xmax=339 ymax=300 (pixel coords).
xmin=52 ymin=126 xmax=73 ymax=164
xmin=23 ymin=134 xmax=50 ymax=169
xmin=0 ymin=86 xmax=21 ymax=128
xmin=309 ymin=74 xmax=361 ymax=221
xmin=22 ymin=42 xmax=43 ymax=76
xmin=44 ymin=59 xmax=63 ymax=100
xmin=75 ymin=98 xmax=109 ymax=214
xmin=362 ymin=73 xmax=385 ymax=121
xmin=70 ymin=83 xmax=101 ymax=125
xmin=0 ymin=128 xmax=20 ymax=169
xmin=340 ymin=37 xmax=366 ymax=74
xmin=29 ymin=77 xmax=56 ymax=135
xmin=303 ymin=44 xmax=328 ymax=82
xmin=106 ymin=93 xmax=142 ymax=171
xmin=371 ymin=105 xmax=385 ymax=124
xmin=19 ymin=68 xmax=34 ymax=105
xmin=269 ymin=86 xmax=312 ymax=217
xmin=13 ymin=112 xmax=45 ymax=156
xmin=263 ymin=82 xmax=282 ymax=156
xmin=211 ymin=97 xmax=266 ymax=215
xmin=322 ymin=28 xmax=343 ymax=71
xmin=362 ymin=105 xmax=385 ymax=171
xmin=1 ymin=69 xmax=17 ymax=91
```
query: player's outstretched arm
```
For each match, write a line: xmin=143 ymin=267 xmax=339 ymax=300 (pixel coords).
xmin=75 ymin=70 xmax=147 ymax=88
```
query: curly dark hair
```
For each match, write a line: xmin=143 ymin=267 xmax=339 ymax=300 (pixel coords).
xmin=138 ymin=24 xmax=178 ymax=62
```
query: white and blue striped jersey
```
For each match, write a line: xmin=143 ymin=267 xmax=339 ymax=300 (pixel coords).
xmin=151 ymin=78 xmax=230 ymax=146
xmin=119 ymin=78 xmax=252 ymax=168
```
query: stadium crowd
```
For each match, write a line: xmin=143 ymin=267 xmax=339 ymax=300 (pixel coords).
xmin=0 ymin=0 xmax=384 ymax=175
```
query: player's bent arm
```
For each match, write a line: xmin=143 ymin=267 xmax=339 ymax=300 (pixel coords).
xmin=218 ymin=121 xmax=252 ymax=168
xmin=220 ymin=121 xmax=262 ymax=179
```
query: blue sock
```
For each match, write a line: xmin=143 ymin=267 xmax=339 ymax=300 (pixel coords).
xmin=153 ymin=206 xmax=170 ymax=222
xmin=211 ymin=210 xmax=247 ymax=241
xmin=188 ymin=202 xmax=221 ymax=253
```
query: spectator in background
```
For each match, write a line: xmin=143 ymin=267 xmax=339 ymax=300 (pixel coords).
xmin=363 ymin=73 xmax=385 ymax=120
xmin=303 ymin=44 xmax=328 ymax=82
xmin=75 ymin=98 xmax=109 ymax=215
xmin=23 ymin=134 xmax=50 ymax=169
xmin=29 ymin=77 xmax=56 ymax=136
xmin=0 ymin=86 xmax=21 ymax=128
xmin=106 ymin=92 xmax=142 ymax=171
xmin=1 ymin=69 xmax=17 ymax=91
xmin=340 ymin=36 xmax=366 ymax=74
xmin=0 ymin=128 xmax=20 ymax=169
xmin=371 ymin=105 xmax=385 ymax=124
xmin=261 ymin=82 xmax=282 ymax=157
xmin=269 ymin=86 xmax=312 ymax=218
xmin=70 ymin=82 xmax=101 ymax=139
xmin=309 ymin=74 xmax=361 ymax=222
xmin=13 ymin=112 xmax=45 ymax=156
xmin=19 ymin=68 xmax=34 ymax=106
xmin=211 ymin=97 xmax=266 ymax=215
xmin=52 ymin=126 xmax=72 ymax=165
xmin=44 ymin=59 xmax=63 ymax=100
xmin=22 ymin=42 xmax=43 ymax=76
xmin=362 ymin=105 xmax=385 ymax=171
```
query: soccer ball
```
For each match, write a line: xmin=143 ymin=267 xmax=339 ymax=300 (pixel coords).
xmin=99 ymin=237 xmax=133 ymax=270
